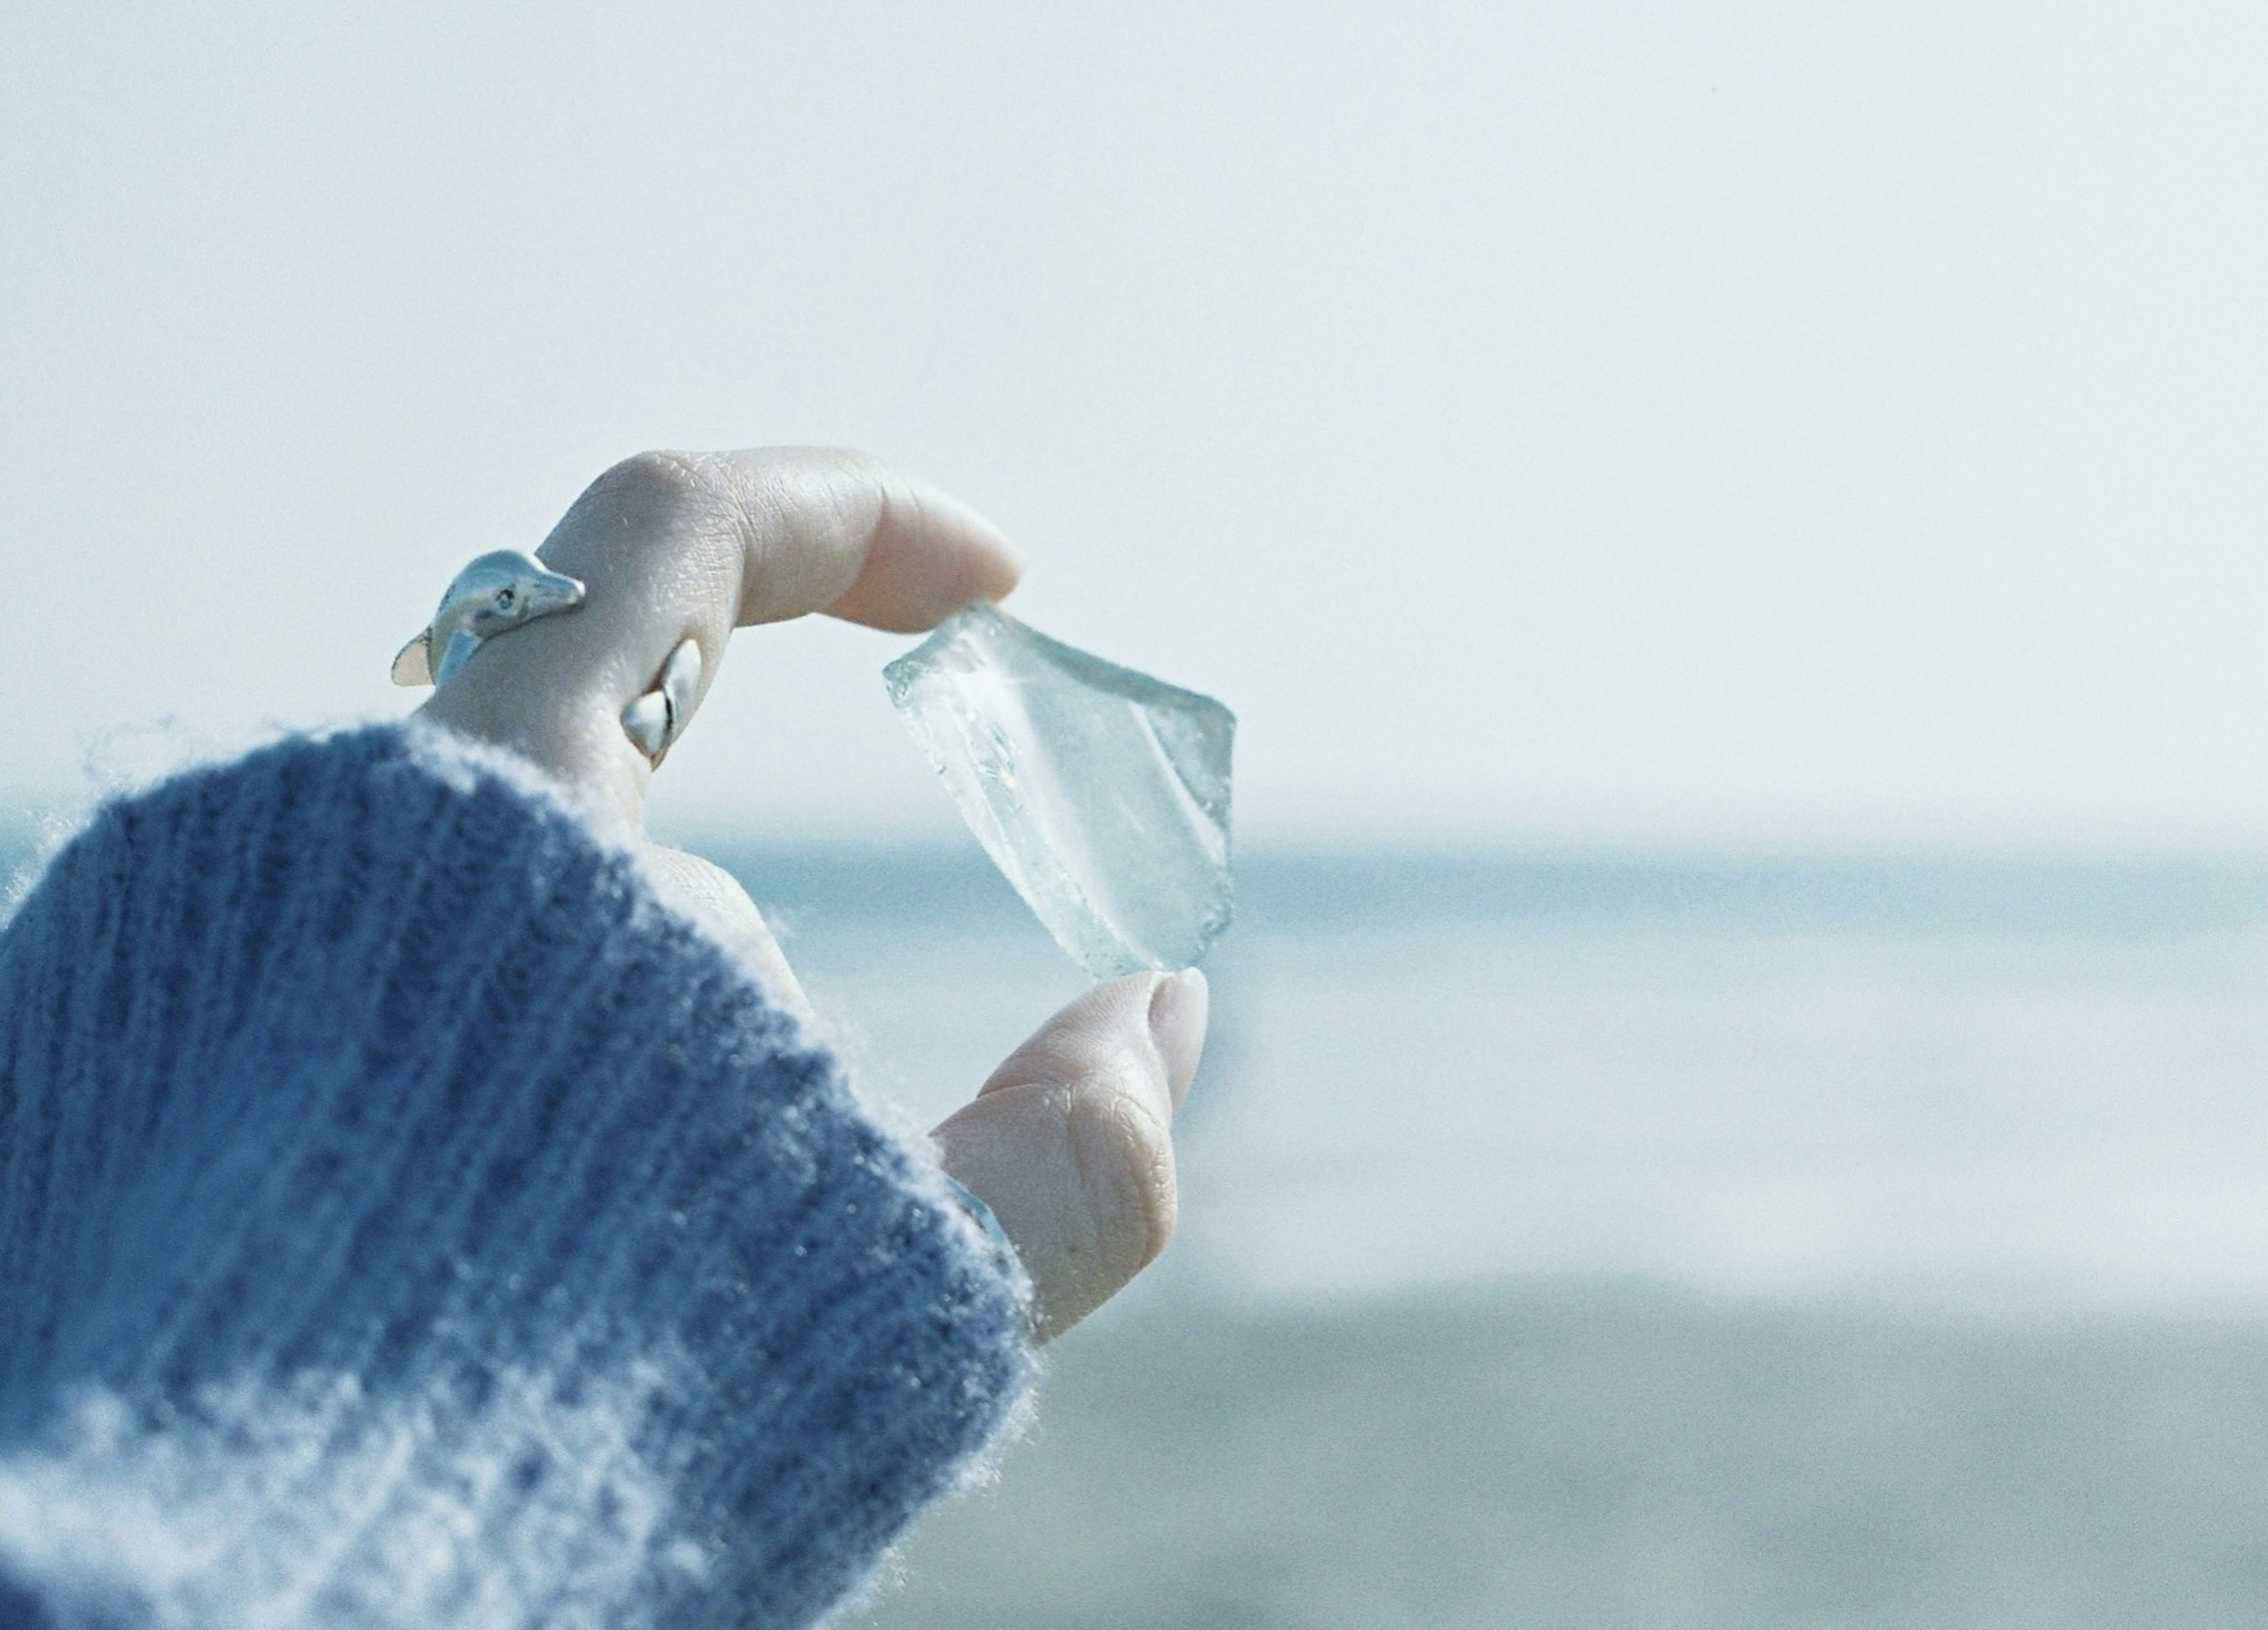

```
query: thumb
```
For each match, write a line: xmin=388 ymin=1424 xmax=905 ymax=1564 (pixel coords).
xmin=933 ymin=970 xmax=1209 ymax=1342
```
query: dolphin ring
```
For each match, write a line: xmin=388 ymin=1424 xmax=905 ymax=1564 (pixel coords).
xmin=393 ymin=550 xmax=702 ymax=769
xmin=392 ymin=550 xmax=589 ymax=689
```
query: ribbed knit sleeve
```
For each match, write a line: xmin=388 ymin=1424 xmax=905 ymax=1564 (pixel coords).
xmin=0 ymin=723 xmax=1034 ymax=1630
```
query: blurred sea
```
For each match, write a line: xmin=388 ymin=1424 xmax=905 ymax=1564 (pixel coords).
xmin=713 ymin=846 xmax=2268 ymax=1629
xmin=9 ymin=828 xmax=2268 ymax=1625
xmin=731 ymin=847 xmax=2268 ymax=1320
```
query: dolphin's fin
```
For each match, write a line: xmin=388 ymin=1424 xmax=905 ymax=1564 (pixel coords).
xmin=434 ymin=627 xmax=483 ymax=686
xmin=391 ymin=630 xmax=434 ymax=687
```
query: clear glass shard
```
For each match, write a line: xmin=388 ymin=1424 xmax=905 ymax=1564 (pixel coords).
xmin=884 ymin=601 xmax=1236 ymax=980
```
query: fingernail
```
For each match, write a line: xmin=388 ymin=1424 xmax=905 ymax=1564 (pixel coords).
xmin=1146 ymin=968 xmax=1210 ymax=1107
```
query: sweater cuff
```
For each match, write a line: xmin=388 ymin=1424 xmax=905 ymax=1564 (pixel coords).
xmin=0 ymin=722 xmax=1034 ymax=1630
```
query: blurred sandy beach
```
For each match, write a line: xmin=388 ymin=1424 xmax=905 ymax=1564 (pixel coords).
xmin=854 ymin=1290 xmax=2268 ymax=1629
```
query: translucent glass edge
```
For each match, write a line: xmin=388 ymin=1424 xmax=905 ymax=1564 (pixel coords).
xmin=949 ymin=597 xmax=1239 ymax=837
xmin=884 ymin=666 xmax=1042 ymax=900
xmin=1006 ymin=610 xmax=1238 ymax=734
xmin=885 ymin=661 xmax=1154 ymax=978
xmin=892 ymin=601 xmax=1238 ymax=734
xmin=889 ymin=689 xmax=1230 ymax=977
xmin=881 ymin=599 xmax=1237 ymax=979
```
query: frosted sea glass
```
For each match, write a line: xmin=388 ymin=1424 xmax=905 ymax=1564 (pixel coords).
xmin=884 ymin=602 xmax=1236 ymax=979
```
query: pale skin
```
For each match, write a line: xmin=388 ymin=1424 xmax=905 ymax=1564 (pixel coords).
xmin=420 ymin=447 xmax=1205 ymax=1342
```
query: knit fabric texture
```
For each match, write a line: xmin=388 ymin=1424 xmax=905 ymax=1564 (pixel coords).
xmin=0 ymin=723 xmax=1035 ymax=1629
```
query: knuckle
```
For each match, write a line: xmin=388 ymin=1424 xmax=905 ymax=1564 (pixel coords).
xmin=604 ymin=448 xmax=711 ymax=498
xmin=558 ymin=451 xmax=747 ymax=566
xmin=577 ymin=449 xmax=722 ymax=521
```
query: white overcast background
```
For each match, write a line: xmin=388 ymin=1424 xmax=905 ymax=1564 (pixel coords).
xmin=4 ymin=2 xmax=2265 ymax=849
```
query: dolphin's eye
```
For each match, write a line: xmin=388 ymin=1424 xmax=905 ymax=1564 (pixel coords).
xmin=493 ymin=587 xmax=517 ymax=612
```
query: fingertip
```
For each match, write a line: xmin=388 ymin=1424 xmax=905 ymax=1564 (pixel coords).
xmin=975 ymin=516 xmax=1024 ymax=598
xmin=979 ymin=970 xmax=1205 ymax=1118
xmin=1147 ymin=969 xmax=1209 ymax=1109
xmin=825 ymin=475 xmax=1023 ymax=633
xmin=973 ymin=541 xmax=1022 ymax=607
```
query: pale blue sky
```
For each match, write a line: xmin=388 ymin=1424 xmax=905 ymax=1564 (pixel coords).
xmin=5 ymin=2 xmax=2266 ymax=846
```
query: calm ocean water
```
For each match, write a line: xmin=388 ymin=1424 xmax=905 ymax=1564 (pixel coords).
xmin=723 ymin=847 xmax=2268 ymax=1319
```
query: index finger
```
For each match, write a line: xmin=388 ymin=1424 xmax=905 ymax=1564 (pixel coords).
xmin=416 ymin=447 xmax=1020 ymax=826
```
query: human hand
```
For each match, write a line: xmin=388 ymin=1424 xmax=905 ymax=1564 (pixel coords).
xmin=418 ymin=448 xmax=1205 ymax=1341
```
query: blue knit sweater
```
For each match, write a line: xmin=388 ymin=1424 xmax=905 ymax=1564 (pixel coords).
xmin=0 ymin=723 xmax=1034 ymax=1629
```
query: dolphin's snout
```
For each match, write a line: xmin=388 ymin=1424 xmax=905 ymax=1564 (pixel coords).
xmin=524 ymin=569 xmax=587 ymax=616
